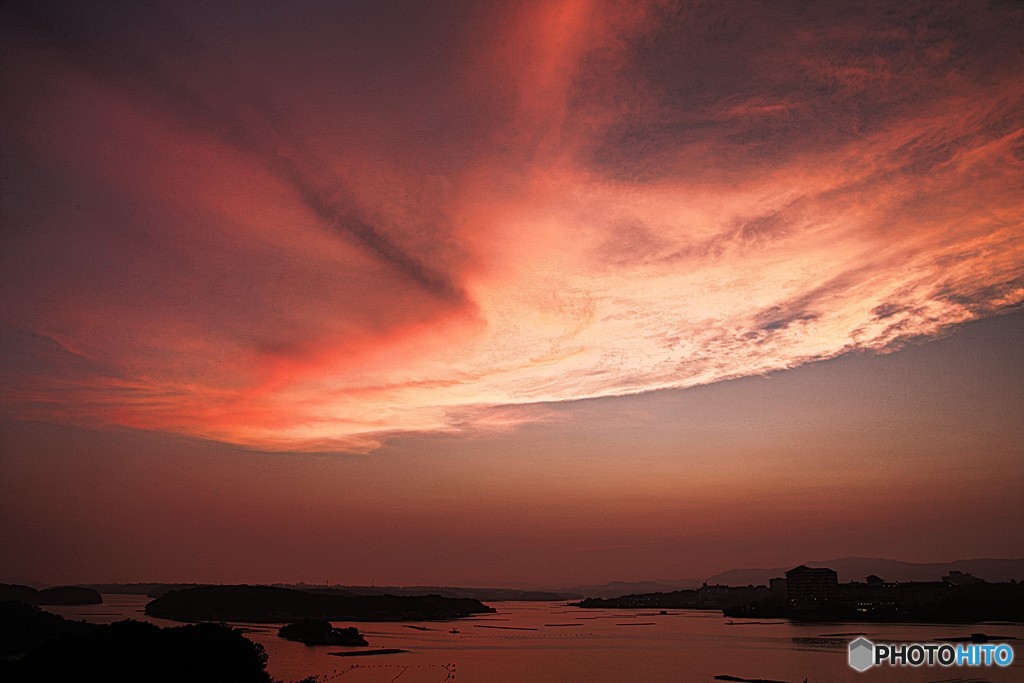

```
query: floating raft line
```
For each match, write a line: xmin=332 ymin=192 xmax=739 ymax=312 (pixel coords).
xmin=473 ymin=625 xmax=539 ymax=631
xmin=329 ymin=648 xmax=409 ymax=657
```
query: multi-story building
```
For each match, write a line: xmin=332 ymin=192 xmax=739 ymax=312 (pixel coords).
xmin=785 ymin=565 xmax=838 ymax=609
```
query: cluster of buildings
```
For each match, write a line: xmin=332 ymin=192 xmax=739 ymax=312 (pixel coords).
xmin=781 ymin=565 xmax=980 ymax=614
xmin=580 ymin=565 xmax=1019 ymax=620
xmin=691 ymin=582 xmax=765 ymax=609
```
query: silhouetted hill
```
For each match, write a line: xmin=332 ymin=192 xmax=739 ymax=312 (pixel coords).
xmin=79 ymin=583 xmax=155 ymax=595
xmin=0 ymin=584 xmax=101 ymax=605
xmin=148 ymin=583 xmax=205 ymax=598
xmin=77 ymin=583 xmax=201 ymax=597
xmin=146 ymin=585 xmax=495 ymax=622
xmin=0 ymin=576 xmax=46 ymax=590
xmin=706 ymin=557 xmax=1024 ymax=586
xmin=36 ymin=586 xmax=103 ymax=605
xmin=0 ymin=603 xmax=289 ymax=682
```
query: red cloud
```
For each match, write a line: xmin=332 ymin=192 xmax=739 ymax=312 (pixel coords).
xmin=2 ymin=0 xmax=1022 ymax=450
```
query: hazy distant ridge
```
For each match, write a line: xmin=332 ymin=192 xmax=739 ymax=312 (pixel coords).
xmin=558 ymin=580 xmax=704 ymax=599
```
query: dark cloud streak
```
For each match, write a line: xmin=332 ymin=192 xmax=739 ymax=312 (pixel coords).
xmin=3 ymin=0 xmax=463 ymax=301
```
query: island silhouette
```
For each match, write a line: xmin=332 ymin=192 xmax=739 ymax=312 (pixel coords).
xmin=145 ymin=584 xmax=494 ymax=622
xmin=0 ymin=584 xmax=102 ymax=606
xmin=277 ymin=619 xmax=368 ymax=646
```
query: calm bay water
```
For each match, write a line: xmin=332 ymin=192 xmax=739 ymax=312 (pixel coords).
xmin=50 ymin=595 xmax=1024 ymax=682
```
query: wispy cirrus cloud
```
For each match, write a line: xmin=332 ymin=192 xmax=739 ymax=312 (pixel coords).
xmin=1 ymin=0 xmax=1022 ymax=451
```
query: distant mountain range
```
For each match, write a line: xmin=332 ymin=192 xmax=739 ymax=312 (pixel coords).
xmin=704 ymin=557 xmax=1024 ymax=586
xmin=556 ymin=579 xmax=704 ymax=599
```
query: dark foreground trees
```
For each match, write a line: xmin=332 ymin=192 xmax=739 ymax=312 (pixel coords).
xmin=0 ymin=601 xmax=294 ymax=683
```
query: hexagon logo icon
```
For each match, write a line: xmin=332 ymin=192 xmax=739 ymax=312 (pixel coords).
xmin=848 ymin=637 xmax=875 ymax=672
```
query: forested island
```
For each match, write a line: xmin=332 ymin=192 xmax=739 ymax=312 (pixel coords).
xmin=145 ymin=585 xmax=494 ymax=622
xmin=278 ymin=619 xmax=367 ymax=646
xmin=0 ymin=583 xmax=102 ymax=606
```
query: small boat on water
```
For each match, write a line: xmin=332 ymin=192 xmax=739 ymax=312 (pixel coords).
xmin=449 ymin=628 xmax=460 ymax=634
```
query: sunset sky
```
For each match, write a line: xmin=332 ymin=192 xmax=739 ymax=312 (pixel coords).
xmin=2 ymin=0 xmax=1022 ymax=587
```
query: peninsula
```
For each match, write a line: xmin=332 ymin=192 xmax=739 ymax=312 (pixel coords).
xmin=145 ymin=585 xmax=494 ymax=623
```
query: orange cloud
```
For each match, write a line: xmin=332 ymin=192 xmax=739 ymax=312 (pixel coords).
xmin=1 ymin=0 xmax=1022 ymax=451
